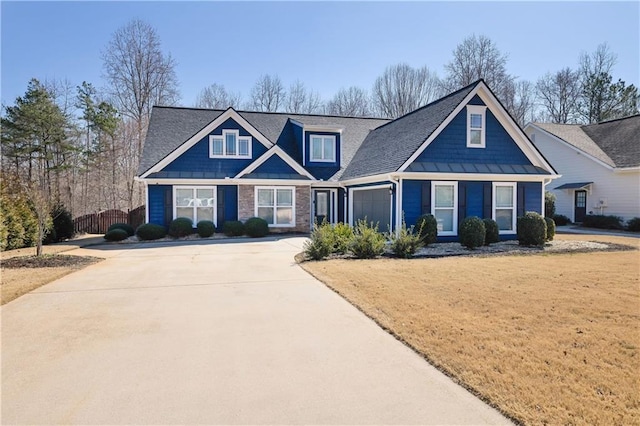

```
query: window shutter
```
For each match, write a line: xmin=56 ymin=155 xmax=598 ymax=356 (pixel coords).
xmin=164 ymin=187 xmax=173 ymax=226
xmin=517 ymin=184 xmax=525 ymax=217
xmin=458 ymin=182 xmax=467 ymax=226
xmin=483 ymin=183 xmax=492 ymax=219
xmin=421 ymin=182 xmax=431 ymax=215
xmin=217 ymin=187 xmax=225 ymax=229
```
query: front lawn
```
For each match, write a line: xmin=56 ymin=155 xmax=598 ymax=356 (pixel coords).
xmin=301 ymin=234 xmax=639 ymax=425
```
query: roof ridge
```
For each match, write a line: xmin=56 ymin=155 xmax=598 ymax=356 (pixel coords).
xmin=151 ymin=105 xmax=390 ymax=121
xmin=584 ymin=113 xmax=640 ymax=127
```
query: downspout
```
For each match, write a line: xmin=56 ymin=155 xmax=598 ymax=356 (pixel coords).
xmin=389 ymin=174 xmax=401 ymax=235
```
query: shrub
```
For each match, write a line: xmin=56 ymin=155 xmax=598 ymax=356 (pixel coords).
xmin=50 ymin=202 xmax=74 ymax=242
xmin=553 ymin=214 xmax=571 ymax=226
xmin=329 ymin=222 xmax=353 ymax=254
xmin=136 ymin=223 xmax=167 ymax=241
xmin=483 ymin=218 xmax=500 ymax=245
xmin=244 ymin=217 xmax=269 ymax=238
xmin=544 ymin=217 xmax=556 ymax=241
xmin=544 ymin=191 xmax=556 ymax=218
xmin=14 ymin=199 xmax=39 ymax=247
xmin=459 ymin=216 xmax=486 ymax=249
xmin=197 ymin=220 xmax=216 ymax=237
xmin=303 ymin=222 xmax=334 ymax=260
xmin=350 ymin=219 xmax=386 ymax=259
xmin=415 ymin=214 xmax=438 ymax=245
xmin=168 ymin=217 xmax=194 ymax=238
xmin=222 ymin=220 xmax=245 ymax=237
xmin=107 ymin=222 xmax=135 ymax=237
xmin=582 ymin=215 xmax=624 ymax=230
xmin=0 ymin=194 xmax=38 ymax=250
xmin=517 ymin=211 xmax=547 ymax=246
xmin=627 ymin=217 xmax=640 ymax=233
xmin=388 ymin=221 xmax=423 ymax=258
xmin=104 ymin=228 xmax=129 ymax=242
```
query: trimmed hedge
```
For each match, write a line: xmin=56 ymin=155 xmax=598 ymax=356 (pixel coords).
xmin=483 ymin=218 xmax=500 ymax=245
xmin=459 ymin=216 xmax=485 ymax=249
xmin=197 ymin=220 xmax=216 ymax=237
xmin=350 ymin=219 xmax=386 ymax=259
xmin=627 ymin=217 xmax=640 ymax=233
xmin=136 ymin=223 xmax=167 ymax=241
xmin=582 ymin=215 xmax=624 ymax=230
xmin=222 ymin=220 xmax=245 ymax=237
xmin=553 ymin=214 xmax=571 ymax=226
xmin=415 ymin=214 xmax=438 ymax=245
xmin=517 ymin=211 xmax=547 ymax=246
xmin=244 ymin=217 xmax=269 ymax=238
xmin=169 ymin=217 xmax=194 ymax=238
xmin=104 ymin=228 xmax=129 ymax=242
xmin=544 ymin=217 xmax=556 ymax=241
xmin=107 ymin=222 xmax=135 ymax=237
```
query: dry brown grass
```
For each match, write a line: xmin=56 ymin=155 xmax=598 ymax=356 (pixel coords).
xmin=1 ymin=266 xmax=80 ymax=305
xmin=301 ymin=234 xmax=640 ymax=425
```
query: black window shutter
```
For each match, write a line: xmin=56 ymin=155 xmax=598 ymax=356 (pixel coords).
xmin=517 ymin=184 xmax=525 ymax=217
xmin=164 ymin=187 xmax=173 ymax=226
xmin=458 ymin=182 xmax=467 ymax=226
xmin=421 ymin=181 xmax=431 ymax=215
xmin=483 ymin=183 xmax=492 ymax=219
xmin=217 ymin=187 xmax=225 ymax=228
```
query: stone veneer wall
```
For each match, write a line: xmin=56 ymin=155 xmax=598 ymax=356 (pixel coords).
xmin=238 ymin=185 xmax=310 ymax=233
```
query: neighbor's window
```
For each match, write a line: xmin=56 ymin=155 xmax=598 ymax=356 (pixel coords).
xmin=467 ymin=105 xmax=486 ymax=148
xmin=209 ymin=130 xmax=251 ymax=158
xmin=431 ymin=181 xmax=458 ymax=236
xmin=310 ymin=135 xmax=336 ymax=162
xmin=174 ymin=186 xmax=216 ymax=224
xmin=255 ymin=187 xmax=295 ymax=227
xmin=493 ymin=182 xmax=516 ymax=233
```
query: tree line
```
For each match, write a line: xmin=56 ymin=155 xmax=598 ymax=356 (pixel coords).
xmin=1 ymin=19 xmax=638 ymax=241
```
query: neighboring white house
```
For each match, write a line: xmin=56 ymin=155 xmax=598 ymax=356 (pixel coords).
xmin=524 ymin=116 xmax=640 ymax=223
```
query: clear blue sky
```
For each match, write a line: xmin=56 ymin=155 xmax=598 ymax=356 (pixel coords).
xmin=2 ymin=1 xmax=638 ymax=109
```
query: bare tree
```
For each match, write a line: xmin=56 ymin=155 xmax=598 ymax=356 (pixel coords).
xmin=285 ymin=80 xmax=323 ymax=114
xmin=372 ymin=63 xmax=440 ymax=118
xmin=579 ymin=43 xmax=616 ymax=81
xmin=248 ymin=74 xmax=286 ymax=112
xmin=102 ymin=18 xmax=179 ymax=209
xmin=195 ymin=83 xmax=242 ymax=109
xmin=326 ymin=87 xmax=371 ymax=117
xmin=501 ymin=79 xmax=538 ymax=126
xmin=443 ymin=34 xmax=514 ymax=102
xmin=535 ymin=68 xmax=582 ymax=123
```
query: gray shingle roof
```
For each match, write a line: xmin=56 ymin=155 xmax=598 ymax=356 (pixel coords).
xmin=341 ymin=82 xmax=478 ymax=180
xmin=533 ymin=115 xmax=640 ymax=168
xmin=138 ymin=108 xmax=389 ymax=179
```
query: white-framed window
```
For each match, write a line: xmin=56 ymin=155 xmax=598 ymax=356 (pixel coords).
xmin=493 ymin=182 xmax=517 ymax=234
xmin=309 ymin=135 xmax=336 ymax=162
xmin=467 ymin=105 xmax=486 ymax=148
xmin=209 ymin=129 xmax=251 ymax=158
xmin=174 ymin=186 xmax=216 ymax=225
xmin=255 ymin=186 xmax=295 ymax=227
xmin=431 ymin=181 xmax=458 ymax=236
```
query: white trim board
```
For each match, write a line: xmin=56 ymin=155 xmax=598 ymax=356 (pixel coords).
xmin=140 ymin=108 xmax=274 ymax=178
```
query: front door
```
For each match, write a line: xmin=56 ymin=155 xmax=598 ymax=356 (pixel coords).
xmin=574 ymin=190 xmax=587 ymax=222
xmin=314 ymin=190 xmax=331 ymax=224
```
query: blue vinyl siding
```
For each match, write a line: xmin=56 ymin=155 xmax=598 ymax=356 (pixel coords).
xmin=292 ymin=122 xmax=304 ymax=164
xmin=253 ymin=155 xmax=300 ymax=175
xmin=161 ymin=118 xmax=268 ymax=176
xmin=519 ymin=182 xmax=542 ymax=215
xmin=413 ymin=106 xmax=531 ymax=166
xmin=465 ymin=181 xmax=485 ymax=218
xmin=148 ymin=184 xmax=170 ymax=226
xmin=337 ymin=187 xmax=345 ymax=223
xmin=468 ymin=94 xmax=486 ymax=106
xmin=402 ymin=180 xmax=423 ymax=227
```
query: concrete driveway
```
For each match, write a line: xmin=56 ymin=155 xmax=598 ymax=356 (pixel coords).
xmin=1 ymin=237 xmax=510 ymax=425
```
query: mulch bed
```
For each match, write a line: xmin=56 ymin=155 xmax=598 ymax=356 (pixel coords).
xmin=1 ymin=255 xmax=103 ymax=269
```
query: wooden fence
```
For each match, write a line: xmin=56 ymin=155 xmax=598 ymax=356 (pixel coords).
xmin=74 ymin=205 xmax=146 ymax=234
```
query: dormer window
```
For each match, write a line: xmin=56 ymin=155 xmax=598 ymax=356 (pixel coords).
xmin=467 ymin=105 xmax=486 ymax=148
xmin=310 ymin=135 xmax=336 ymax=162
xmin=209 ymin=129 xmax=251 ymax=158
